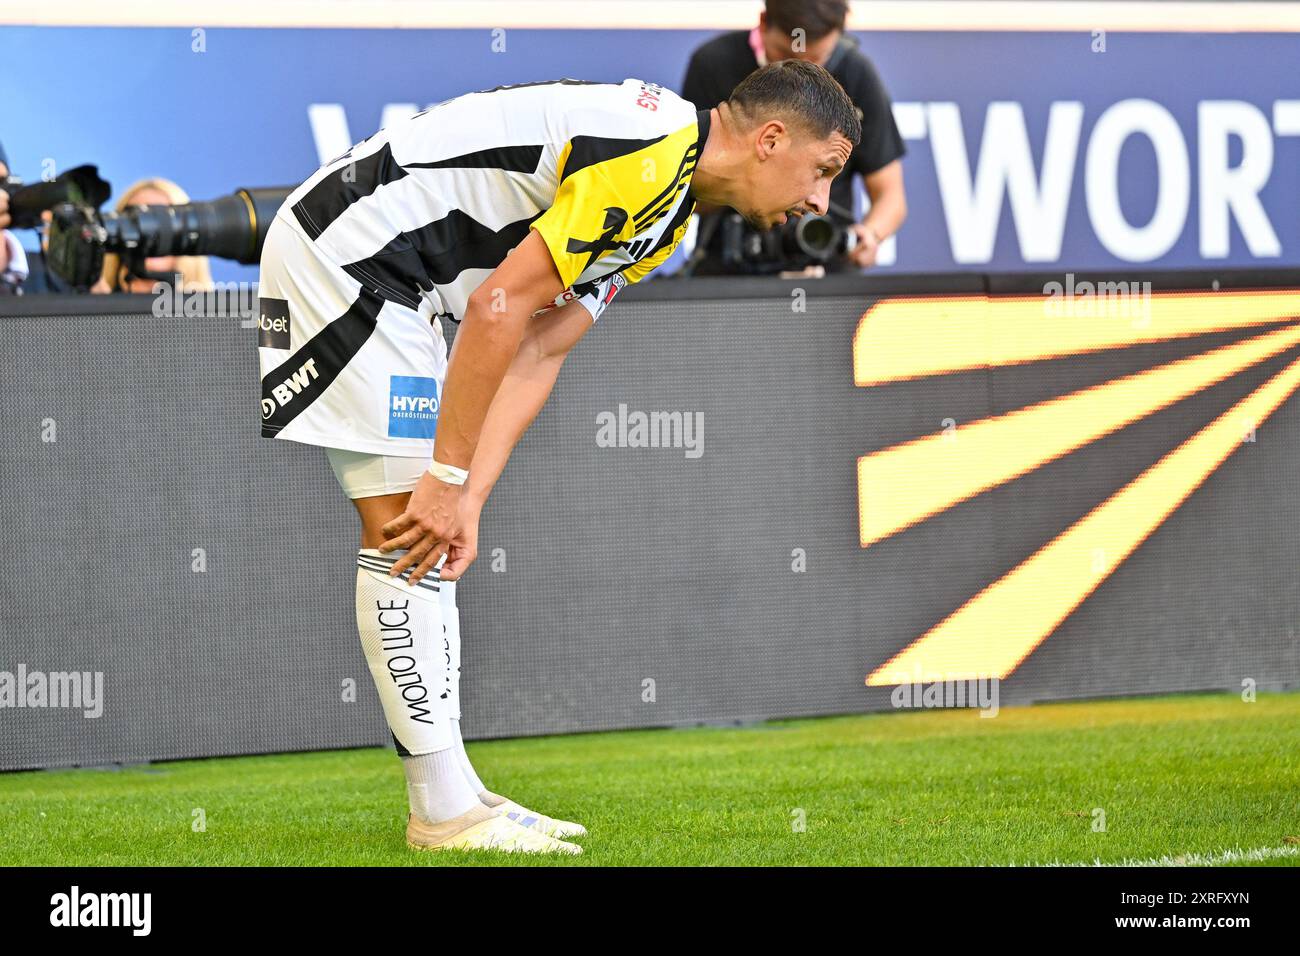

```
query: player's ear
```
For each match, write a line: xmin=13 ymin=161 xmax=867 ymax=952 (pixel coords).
xmin=757 ymin=120 xmax=783 ymax=159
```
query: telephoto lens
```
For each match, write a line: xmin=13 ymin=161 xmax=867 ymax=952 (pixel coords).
xmin=100 ymin=187 xmax=290 ymax=265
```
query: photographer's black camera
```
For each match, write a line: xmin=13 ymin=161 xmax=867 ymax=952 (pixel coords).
xmin=0 ymin=164 xmax=290 ymax=291
xmin=702 ymin=210 xmax=858 ymax=276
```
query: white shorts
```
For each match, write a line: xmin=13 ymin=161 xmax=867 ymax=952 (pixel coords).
xmin=257 ymin=213 xmax=450 ymax=457
xmin=326 ymin=447 xmax=428 ymax=500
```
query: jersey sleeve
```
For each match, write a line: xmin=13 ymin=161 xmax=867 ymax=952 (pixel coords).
xmin=531 ymin=160 xmax=629 ymax=290
xmin=531 ymin=120 xmax=700 ymax=290
xmin=620 ymin=233 xmax=682 ymax=285
xmin=567 ymin=204 xmax=693 ymax=322
xmin=533 ymin=138 xmax=660 ymax=287
xmin=570 ymin=273 xmax=628 ymax=323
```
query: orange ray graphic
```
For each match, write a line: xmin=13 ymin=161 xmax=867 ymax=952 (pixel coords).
xmin=858 ymin=321 xmax=1300 ymax=548
xmin=853 ymin=290 xmax=1300 ymax=386
xmin=866 ymin=348 xmax=1300 ymax=686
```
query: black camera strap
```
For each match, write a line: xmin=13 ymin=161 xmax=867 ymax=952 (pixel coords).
xmin=823 ymin=34 xmax=859 ymax=75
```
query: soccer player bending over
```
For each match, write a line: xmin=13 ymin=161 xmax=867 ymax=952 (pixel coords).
xmin=257 ymin=61 xmax=860 ymax=854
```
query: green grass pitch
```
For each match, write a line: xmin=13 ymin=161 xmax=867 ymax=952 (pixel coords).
xmin=2 ymin=691 xmax=1297 ymax=866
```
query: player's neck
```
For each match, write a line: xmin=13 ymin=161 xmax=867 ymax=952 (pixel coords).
xmin=691 ymin=105 xmax=749 ymax=209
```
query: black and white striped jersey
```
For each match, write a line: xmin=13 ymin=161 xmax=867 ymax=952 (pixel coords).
xmin=277 ymin=78 xmax=708 ymax=323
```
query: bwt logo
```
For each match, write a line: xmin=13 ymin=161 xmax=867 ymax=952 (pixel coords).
xmin=388 ymin=375 xmax=440 ymax=440
xmin=262 ymin=357 xmax=320 ymax=419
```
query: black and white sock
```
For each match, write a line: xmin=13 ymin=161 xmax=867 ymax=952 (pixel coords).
xmin=355 ymin=548 xmax=478 ymax=823
xmin=438 ymin=579 xmax=491 ymax=797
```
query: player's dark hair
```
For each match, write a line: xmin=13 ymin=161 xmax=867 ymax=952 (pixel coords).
xmin=764 ymin=0 xmax=849 ymax=41
xmin=727 ymin=60 xmax=862 ymax=146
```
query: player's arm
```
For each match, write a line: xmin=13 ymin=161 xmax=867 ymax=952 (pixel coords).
xmin=433 ymin=228 xmax=566 ymax=471
xmin=378 ymin=228 xmax=565 ymax=583
xmin=458 ymin=221 xmax=678 ymax=526
xmin=380 ymin=118 xmax=680 ymax=583
xmin=441 ymin=299 xmax=594 ymax=579
xmin=463 ymin=299 xmax=593 ymax=511
xmin=849 ymin=159 xmax=907 ymax=268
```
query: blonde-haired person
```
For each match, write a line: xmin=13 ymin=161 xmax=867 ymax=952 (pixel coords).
xmin=91 ymin=178 xmax=214 ymax=293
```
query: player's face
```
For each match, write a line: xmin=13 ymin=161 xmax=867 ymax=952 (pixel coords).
xmin=739 ymin=124 xmax=853 ymax=232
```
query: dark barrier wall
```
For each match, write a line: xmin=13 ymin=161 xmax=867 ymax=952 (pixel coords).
xmin=3 ymin=274 xmax=1299 ymax=770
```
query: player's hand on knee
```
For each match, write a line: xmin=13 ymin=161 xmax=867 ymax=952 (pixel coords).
xmin=405 ymin=539 xmax=449 ymax=586
xmin=379 ymin=470 xmax=462 ymax=581
xmin=393 ymin=535 xmax=447 ymax=585
xmin=379 ymin=469 xmax=460 ymax=548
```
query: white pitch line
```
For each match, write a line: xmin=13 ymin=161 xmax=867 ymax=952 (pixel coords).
xmin=1036 ymin=845 xmax=1300 ymax=867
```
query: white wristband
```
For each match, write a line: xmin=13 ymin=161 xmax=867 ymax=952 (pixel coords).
xmin=427 ymin=459 xmax=469 ymax=486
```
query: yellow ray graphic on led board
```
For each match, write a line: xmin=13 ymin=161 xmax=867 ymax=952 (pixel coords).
xmin=858 ymin=321 xmax=1300 ymax=548
xmin=853 ymin=291 xmax=1300 ymax=386
xmin=866 ymin=349 xmax=1300 ymax=685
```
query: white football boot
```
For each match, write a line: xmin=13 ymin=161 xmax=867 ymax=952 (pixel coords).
xmin=493 ymin=799 xmax=588 ymax=840
xmin=406 ymin=803 xmax=582 ymax=854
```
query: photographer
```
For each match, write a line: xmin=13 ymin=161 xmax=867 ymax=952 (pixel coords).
xmin=0 ymin=140 xmax=9 ymax=231
xmin=1 ymin=160 xmax=268 ymax=294
xmin=1 ymin=143 xmax=74 ymax=294
xmin=0 ymin=144 xmax=31 ymax=295
xmin=89 ymin=178 xmax=214 ymax=294
xmin=681 ymin=0 xmax=907 ymax=274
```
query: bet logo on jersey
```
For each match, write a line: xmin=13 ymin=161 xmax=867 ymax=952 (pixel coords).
xmin=257 ymin=297 xmax=291 ymax=350
xmin=388 ymin=375 xmax=440 ymax=440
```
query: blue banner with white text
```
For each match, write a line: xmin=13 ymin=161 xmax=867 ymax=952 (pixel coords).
xmin=3 ymin=26 xmax=1298 ymax=283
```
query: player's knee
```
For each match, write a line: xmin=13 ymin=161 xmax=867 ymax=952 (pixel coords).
xmin=353 ymin=492 xmax=410 ymax=548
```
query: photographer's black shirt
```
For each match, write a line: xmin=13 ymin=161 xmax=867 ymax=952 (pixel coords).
xmin=680 ymin=30 xmax=906 ymax=271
